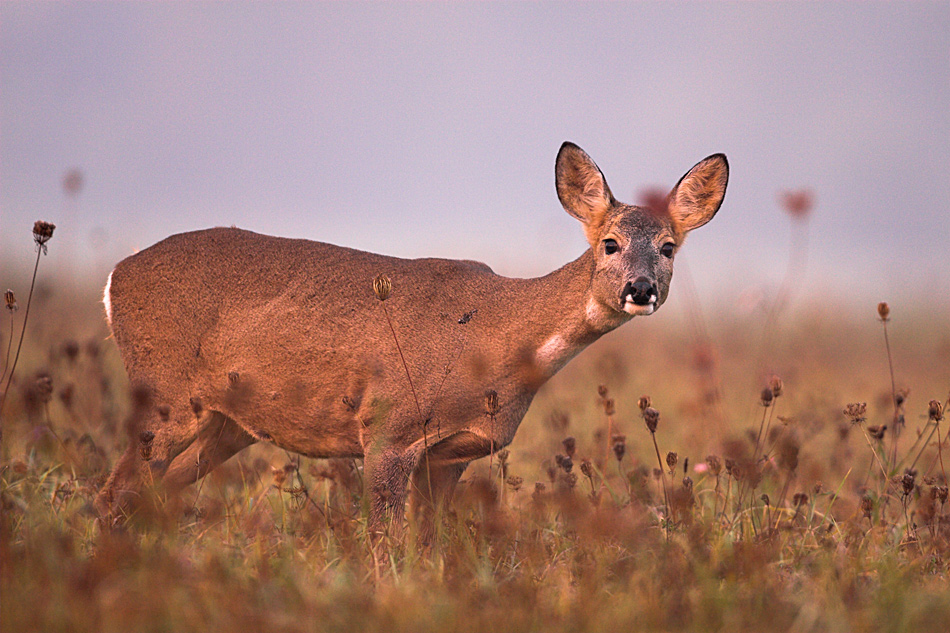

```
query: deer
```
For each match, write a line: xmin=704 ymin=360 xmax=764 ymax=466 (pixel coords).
xmin=95 ymin=142 xmax=728 ymax=537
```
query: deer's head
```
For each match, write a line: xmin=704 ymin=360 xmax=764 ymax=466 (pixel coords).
xmin=555 ymin=142 xmax=728 ymax=323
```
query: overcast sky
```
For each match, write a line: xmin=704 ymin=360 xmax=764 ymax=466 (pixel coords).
xmin=2 ymin=2 xmax=948 ymax=310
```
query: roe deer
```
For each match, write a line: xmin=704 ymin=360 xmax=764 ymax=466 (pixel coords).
xmin=95 ymin=142 xmax=728 ymax=534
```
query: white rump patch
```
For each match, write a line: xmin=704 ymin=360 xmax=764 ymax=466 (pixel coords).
xmin=103 ymin=270 xmax=113 ymax=325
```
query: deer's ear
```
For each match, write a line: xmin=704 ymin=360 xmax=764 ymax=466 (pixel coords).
xmin=556 ymin=142 xmax=615 ymax=245
xmin=668 ymin=153 xmax=728 ymax=233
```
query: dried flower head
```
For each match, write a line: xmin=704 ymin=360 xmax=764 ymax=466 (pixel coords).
xmin=760 ymin=493 xmax=770 ymax=506
xmin=769 ymin=375 xmax=784 ymax=398
xmin=844 ymin=402 xmax=867 ymax=425
xmin=860 ymin=494 xmax=874 ymax=519
xmin=643 ymin=407 xmax=660 ymax=433
xmin=928 ymin=399 xmax=944 ymax=422
xmin=496 ymin=448 xmax=509 ymax=464
xmin=877 ymin=302 xmax=889 ymax=322
xmin=901 ymin=471 xmax=916 ymax=496
xmin=272 ymin=466 xmax=287 ymax=488
xmin=895 ymin=389 xmax=908 ymax=407
xmin=760 ymin=387 xmax=774 ymax=406
xmin=637 ymin=395 xmax=651 ymax=412
xmin=867 ymin=425 xmax=887 ymax=441
xmin=612 ymin=435 xmax=626 ymax=462
xmin=597 ymin=384 xmax=608 ymax=399
xmin=580 ymin=458 xmax=593 ymax=479
xmin=705 ymin=455 xmax=722 ymax=477
xmin=562 ymin=436 xmax=576 ymax=458
xmin=484 ymin=390 xmax=499 ymax=417
xmin=4 ymin=289 xmax=17 ymax=312
xmin=602 ymin=397 xmax=615 ymax=416
xmin=666 ymin=451 xmax=678 ymax=473
xmin=505 ymin=475 xmax=524 ymax=492
xmin=372 ymin=274 xmax=392 ymax=301
xmin=554 ymin=453 xmax=573 ymax=473
xmin=792 ymin=492 xmax=809 ymax=507
xmin=33 ymin=220 xmax=56 ymax=249
xmin=139 ymin=430 xmax=155 ymax=462
xmin=779 ymin=189 xmax=813 ymax=220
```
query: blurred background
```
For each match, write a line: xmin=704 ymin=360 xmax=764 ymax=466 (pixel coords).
xmin=2 ymin=1 xmax=948 ymax=312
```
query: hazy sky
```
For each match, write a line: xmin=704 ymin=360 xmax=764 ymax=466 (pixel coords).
xmin=2 ymin=1 xmax=948 ymax=309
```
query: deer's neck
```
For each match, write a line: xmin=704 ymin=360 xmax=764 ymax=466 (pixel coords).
xmin=522 ymin=249 xmax=628 ymax=380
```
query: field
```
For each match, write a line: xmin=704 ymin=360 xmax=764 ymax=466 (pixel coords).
xmin=2 ymin=239 xmax=950 ymax=633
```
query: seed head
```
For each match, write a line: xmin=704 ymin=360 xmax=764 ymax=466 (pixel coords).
xmin=597 ymin=384 xmax=608 ymax=399
xmin=562 ymin=436 xmax=576 ymax=458
xmin=139 ymin=430 xmax=155 ymax=462
xmin=580 ymin=458 xmax=593 ymax=479
xmin=901 ymin=471 xmax=916 ymax=496
xmin=705 ymin=455 xmax=722 ymax=477
xmin=666 ymin=451 xmax=678 ymax=473
xmin=272 ymin=466 xmax=287 ymax=488
xmin=867 ymin=425 xmax=887 ymax=441
xmin=33 ymin=220 xmax=56 ymax=249
xmin=637 ymin=395 xmax=651 ymax=412
xmin=860 ymin=494 xmax=874 ymax=519
xmin=760 ymin=387 xmax=774 ymax=406
xmin=928 ymin=399 xmax=944 ymax=422
xmin=496 ymin=448 xmax=509 ymax=464
xmin=372 ymin=274 xmax=392 ymax=301
xmin=484 ymin=390 xmax=499 ymax=417
xmin=760 ymin=493 xmax=770 ymax=506
xmin=4 ymin=289 xmax=17 ymax=312
xmin=643 ymin=407 xmax=660 ymax=433
xmin=877 ymin=302 xmax=889 ymax=321
xmin=793 ymin=492 xmax=809 ymax=507
xmin=843 ymin=402 xmax=867 ymax=425
xmin=554 ymin=453 xmax=573 ymax=473
xmin=769 ymin=375 xmax=784 ymax=398
xmin=602 ymin=397 xmax=615 ymax=416
xmin=505 ymin=475 xmax=524 ymax=492
xmin=612 ymin=435 xmax=626 ymax=462
xmin=779 ymin=189 xmax=813 ymax=220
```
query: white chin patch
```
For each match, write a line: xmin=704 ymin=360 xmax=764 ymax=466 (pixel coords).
xmin=623 ymin=299 xmax=655 ymax=316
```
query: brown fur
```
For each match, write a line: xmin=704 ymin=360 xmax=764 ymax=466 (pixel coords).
xmin=95 ymin=142 xmax=728 ymax=536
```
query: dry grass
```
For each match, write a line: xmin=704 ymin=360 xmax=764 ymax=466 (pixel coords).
xmin=2 ymin=260 xmax=950 ymax=632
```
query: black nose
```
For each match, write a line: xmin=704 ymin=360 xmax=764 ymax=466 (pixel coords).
xmin=623 ymin=277 xmax=657 ymax=306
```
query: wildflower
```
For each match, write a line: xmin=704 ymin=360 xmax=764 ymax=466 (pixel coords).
xmin=760 ymin=387 xmax=774 ymax=406
xmin=877 ymin=302 xmax=889 ymax=322
xmin=901 ymin=471 xmax=915 ymax=496
xmin=643 ymin=407 xmax=660 ymax=433
xmin=496 ymin=448 xmax=509 ymax=465
xmin=372 ymin=274 xmax=392 ymax=301
xmin=602 ymin=397 xmax=615 ymax=416
xmin=705 ymin=455 xmax=722 ymax=477
xmin=867 ymin=425 xmax=887 ymax=441
xmin=597 ymin=385 xmax=608 ymax=399
xmin=4 ymin=289 xmax=17 ymax=312
xmin=33 ymin=220 xmax=56 ymax=250
xmin=792 ymin=492 xmax=809 ymax=507
xmin=506 ymin=475 xmax=524 ymax=492
xmin=760 ymin=493 xmax=770 ymax=506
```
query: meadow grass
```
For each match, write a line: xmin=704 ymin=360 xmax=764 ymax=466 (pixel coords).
xmin=2 ymin=267 xmax=949 ymax=633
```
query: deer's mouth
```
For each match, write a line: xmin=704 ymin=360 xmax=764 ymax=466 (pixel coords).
xmin=622 ymin=297 xmax=656 ymax=316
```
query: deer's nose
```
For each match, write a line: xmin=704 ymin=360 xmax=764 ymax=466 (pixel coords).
xmin=623 ymin=277 xmax=657 ymax=306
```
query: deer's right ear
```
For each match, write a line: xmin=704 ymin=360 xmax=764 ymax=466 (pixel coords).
xmin=555 ymin=142 xmax=615 ymax=245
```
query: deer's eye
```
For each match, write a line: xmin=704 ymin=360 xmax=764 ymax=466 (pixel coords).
xmin=603 ymin=239 xmax=619 ymax=255
xmin=660 ymin=243 xmax=675 ymax=258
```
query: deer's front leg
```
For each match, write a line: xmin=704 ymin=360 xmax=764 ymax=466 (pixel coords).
xmin=364 ymin=444 xmax=421 ymax=535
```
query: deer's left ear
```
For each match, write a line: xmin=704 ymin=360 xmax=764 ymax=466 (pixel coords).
xmin=668 ymin=154 xmax=728 ymax=233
